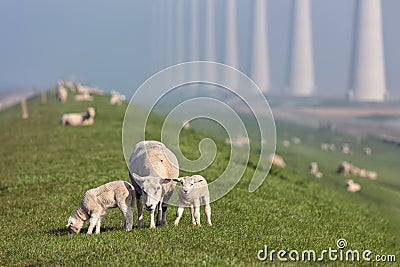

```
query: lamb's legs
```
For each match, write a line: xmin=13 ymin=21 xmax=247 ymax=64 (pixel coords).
xmin=193 ymin=199 xmax=201 ymax=225
xmin=87 ymin=216 xmax=99 ymax=234
xmin=204 ymin=204 xmax=212 ymax=226
xmin=190 ymin=204 xmax=196 ymax=224
xmin=156 ymin=197 xmax=164 ymax=226
xmin=174 ymin=206 xmax=184 ymax=226
xmin=136 ymin=194 xmax=143 ymax=228
xmin=95 ymin=216 xmax=104 ymax=234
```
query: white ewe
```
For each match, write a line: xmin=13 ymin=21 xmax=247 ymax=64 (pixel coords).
xmin=173 ymin=175 xmax=212 ymax=226
xmin=61 ymin=107 xmax=96 ymax=126
xmin=128 ymin=141 xmax=179 ymax=228
xmin=75 ymin=93 xmax=93 ymax=102
xmin=66 ymin=180 xmax=135 ymax=234
xmin=57 ymin=86 xmax=68 ymax=103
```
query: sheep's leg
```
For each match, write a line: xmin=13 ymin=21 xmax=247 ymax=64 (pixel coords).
xmin=190 ymin=204 xmax=196 ymax=225
xmin=136 ymin=194 xmax=143 ymax=228
xmin=156 ymin=197 xmax=164 ymax=226
xmin=161 ymin=191 xmax=174 ymax=225
xmin=193 ymin=199 xmax=201 ymax=225
xmin=87 ymin=216 xmax=99 ymax=234
xmin=95 ymin=215 xmax=104 ymax=234
xmin=149 ymin=209 xmax=156 ymax=229
xmin=174 ymin=206 xmax=184 ymax=226
xmin=203 ymin=195 xmax=212 ymax=226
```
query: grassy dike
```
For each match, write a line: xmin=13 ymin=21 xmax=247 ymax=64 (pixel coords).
xmin=0 ymin=93 xmax=398 ymax=266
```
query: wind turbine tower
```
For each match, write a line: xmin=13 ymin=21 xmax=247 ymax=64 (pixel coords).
xmin=251 ymin=0 xmax=270 ymax=94
xmin=287 ymin=0 xmax=315 ymax=96
xmin=349 ymin=0 xmax=387 ymax=102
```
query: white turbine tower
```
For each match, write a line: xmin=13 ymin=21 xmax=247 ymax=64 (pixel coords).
xmin=224 ymin=0 xmax=239 ymax=90
xmin=349 ymin=0 xmax=387 ymax=102
xmin=287 ymin=0 xmax=315 ymax=96
xmin=251 ymin=0 xmax=270 ymax=94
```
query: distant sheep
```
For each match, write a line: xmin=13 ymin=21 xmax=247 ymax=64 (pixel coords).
xmin=225 ymin=136 xmax=250 ymax=147
xmin=363 ymin=147 xmax=372 ymax=156
xmin=129 ymin=141 xmax=179 ymax=228
xmin=342 ymin=143 xmax=350 ymax=154
xmin=292 ymin=137 xmax=301 ymax=144
xmin=309 ymin=162 xmax=319 ymax=174
xmin=75 ymin=93 xmax=93 ymax=102
xmin=268 ymin=154 xmax=286 ymax=168
xmin=346 ymin=179 xmax=361 ymax=193
xmin=57 ymin=86 xmax=68 ymax=103
xmin=66 ymin=180 xmax=135 ymax=234
xmin=173 ymin=175 xmax=212 ymax=226
xmin=61 ymin=107 xmax=96 ymax=126
xmin=282 ymin=140 xmax=290 ymax=147
xmin=110 ymin=91 xmax=126 ymax=105
xmin=337 ymin=161 xmax=351 ymax=175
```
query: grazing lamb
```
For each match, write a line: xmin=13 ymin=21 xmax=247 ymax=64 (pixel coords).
xmin=346 ymin=179 xmax=361 ymax=193
xmin=57 ymin=85 xmax=68 ymax=103
xmin=129 ymin=141 xmax=179 ymax=228
xmin=173 ymin=175 xmax=212 ymax=226
xmin=292 ymin=137 xmax=301 ymax=144
xmin=342 ymin=143 xmax=350 ymax=154
xmin=366 ymin=171 xmax=378 ymax=180
xmin=66 ymin=180 xmax=135 ymax=234
xmin=61 ymin=107 xmax=96 ymax=126
xmin=282 ymin=140 xmax=290 ymax=147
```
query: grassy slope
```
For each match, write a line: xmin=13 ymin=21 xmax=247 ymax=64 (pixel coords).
xmin=0 ymin=93 xmax=398 ymax=266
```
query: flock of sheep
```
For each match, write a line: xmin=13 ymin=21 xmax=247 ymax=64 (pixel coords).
xmin=67 ymin=141 xmax=212 ymax=234
xmin=274 ymin=137 xmax=378 ymax=193
xmin=57 ymin=80 xmax=125 ymax=126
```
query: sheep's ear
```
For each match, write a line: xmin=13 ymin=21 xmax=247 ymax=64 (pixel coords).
xmin=131 ymin=173 xmax=145 ymax=184
xmin=193 ymin=175 xmax=205 ymax=183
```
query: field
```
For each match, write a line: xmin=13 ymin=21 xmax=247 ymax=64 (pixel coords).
xmin=0 ymin=93 xmax=398 ymax=266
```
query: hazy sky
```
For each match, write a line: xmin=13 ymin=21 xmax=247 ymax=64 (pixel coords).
xmin=0 ymin=0 xmax=399 ymax=98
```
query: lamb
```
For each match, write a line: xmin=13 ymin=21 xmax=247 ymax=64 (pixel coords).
xmin=282 ymin=140 xmax=290 ymax=147
xmin=66 ymin=180 xmax=135 ymax=234
xmin=61 ymin=107 xmax=96 ymax=126
xmin=128 ymin=141 xmax=179 ymax=229
xmin=173 ymin=175 xmax=212 ymax=226
xmin=337 ymin=161 xmax=351 ymax=175
xmin=309 ymin=162 xmax=319 ymax=174
xmin=346 ymin=179 xmax=361 ymax=193
xmin=342 ymin=143 xmax=350 ymax=154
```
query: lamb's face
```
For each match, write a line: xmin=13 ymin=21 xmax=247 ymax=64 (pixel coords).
xmin=66 ymin=216 xmax=84 ymax=234
xmin=87 ymin=107 xmax=96 ymax=117
xmin=141 ymin=180 xmax=163 ymax=211
xmin=179 ymin=178 xmax=195 ymax=195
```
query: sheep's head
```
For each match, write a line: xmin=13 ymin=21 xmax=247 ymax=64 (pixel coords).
xmin=87 ymin=107 xmax=96 ymax=118
xmin=132 ymin=174 xmax=170 ymax=212
xmin=173 ymin=175 xmax=206 ymax=195
xmin=66 ymin=216 xmax=84 ymax=234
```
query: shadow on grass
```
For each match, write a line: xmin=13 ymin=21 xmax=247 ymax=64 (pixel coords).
xmin=47 ymin=226 xmax=139 ymax=236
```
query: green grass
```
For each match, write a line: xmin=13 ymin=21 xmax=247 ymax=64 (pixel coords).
xmin=0 ymin=93 xmax=398 ymax=266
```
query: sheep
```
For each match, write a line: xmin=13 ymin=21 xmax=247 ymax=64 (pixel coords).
xmin=337 ymin=161 xmax=351 ymax=175
xmin=315 ymin=172 xmax=323 ymax=178
xmin=282 ymin=140 xmax=290 ymax=147
xmin=346 ymin=179 xmax=361 ymax=193
xmin=75 ymin=93 xmax=93 ymax=102
xmin=61 ymin=107 xmax=96 ymax=126
xmin=309 ymin=162 xmax=319 ymax=174
xmin=182 ymin=121 xmax=191 ymax=129
xmin=320 ymin=143 xmax=329 ymax=151
xmin=110 ymin=91 xmax=126 ymax=105
xmin=342 ymin=143 xmax=350 ymax=154
xmin=268 ymin=153 xmax=286 ymax=168
xmin=225 ymin=136 xmax=250 ymax=147
xmin=172 ymin=175 xmax=212 ymax=226
xmin=128 ymin=141 xmax=179 ymax=229
xmin=329 ymin=144 xmax=336 ymax=151
xmin=363 ymin=147 xmax=372 ymax=156
xmin=66 ymin=180 xmax=135 ymax=234
xmin=366 ymin=171 xmax=378 ymax=180
xmin=292 ymin=137 xmax=301 ymax=144
xmin=57 ymin=85 xmax=68 ymax=103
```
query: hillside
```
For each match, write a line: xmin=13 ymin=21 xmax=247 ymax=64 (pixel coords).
xmin=0 ymin=93 xmax=398 ymax=266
